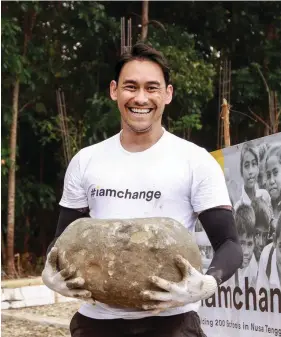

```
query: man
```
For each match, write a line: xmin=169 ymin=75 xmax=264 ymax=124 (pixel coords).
xmin=42 ymin=42 xmax=242 ymax=337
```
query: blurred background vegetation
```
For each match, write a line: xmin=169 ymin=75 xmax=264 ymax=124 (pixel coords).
xmin=1 ymin=1 xmax=280 ymax=276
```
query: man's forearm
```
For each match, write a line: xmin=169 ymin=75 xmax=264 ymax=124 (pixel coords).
xmin=47 ymin=206 xmax=89 ymax=255
xmin=199 ymin=208 xmax=243 ymax=285
xmin=205 ymin=239 xmax=242 ymax=284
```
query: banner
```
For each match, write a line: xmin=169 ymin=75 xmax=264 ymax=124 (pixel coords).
xmin=198 ymin=132 xmax=281 ymax=337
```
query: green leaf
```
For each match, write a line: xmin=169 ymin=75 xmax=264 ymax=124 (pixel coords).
xmin=35 ymin=102 xmax=47 ymax=114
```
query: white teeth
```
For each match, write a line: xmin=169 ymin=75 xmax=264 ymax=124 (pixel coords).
xmin=130 ymin=108 xmax=151 ymax=114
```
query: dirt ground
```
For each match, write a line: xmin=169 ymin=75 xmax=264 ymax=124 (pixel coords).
xmin=2 ymin=318 xmax=71 ymax=337
xmin=2 ymin=301 xmax=81 ymax=337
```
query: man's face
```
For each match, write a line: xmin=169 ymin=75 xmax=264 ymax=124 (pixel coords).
xmin=110 ymin=60 xmax=173 ymax=134
xmin=255 ymin=227 xmax=268 ymax=260
xmin=242 ymin=151 xmax=258 ymax=189
xmin=266 ymin=155 xmax=281 ymax=201
xmin=239 ymin=233 xmax=255 ymax=268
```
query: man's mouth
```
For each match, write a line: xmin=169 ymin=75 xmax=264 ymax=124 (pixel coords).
xmin=128 ymin=107 xmax=153 ymax=114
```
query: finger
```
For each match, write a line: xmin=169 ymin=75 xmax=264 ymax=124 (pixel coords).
xmin=60 ymin=265 xmax=76 ymax=279
xmin=175 ymin=255 xmax=192 ymax=279
xmin=47 ymin=248 xmax=58 ymax=270
xmin=142 ymin=300 xmax=176 ymax=311
xmin=83 ymin=297 xmax=96 ymax=304
xmin=71 ymin=290 xmax=92 ymax=299
xmin=66 ymin=277 xmax=85 ymax=289
xmin=148 ymin=276 xmax=174 ymax=292
xmin=141 ymin=290 xmax=173 ymax=302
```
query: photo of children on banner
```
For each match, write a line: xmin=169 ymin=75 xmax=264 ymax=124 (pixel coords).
xmin=224 ymin=138 xmax=281 ymax=293
xmin=256 ymin=212 xmax=281 ymax=290
xmin=264 ymin=145 xmax=281 ymax=223
xmin=225 ymin=204 xmax=257 ymax=289
xmin=251 ymin=196 xmax=274 ymax=262
xmin=234 ymin=142 xmax=271 ymax=211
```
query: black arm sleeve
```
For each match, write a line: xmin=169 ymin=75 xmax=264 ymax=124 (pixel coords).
xmin=198 ymin=208 xmax=243 ymax=285
xmin=46 ymin=206 xmax=89 ymax=255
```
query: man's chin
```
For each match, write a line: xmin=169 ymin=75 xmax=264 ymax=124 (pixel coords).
xmin=128 ymin=123 xmax=153 ymax=133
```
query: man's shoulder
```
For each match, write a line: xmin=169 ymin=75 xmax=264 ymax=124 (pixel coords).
xmin=165 ymin=131 xmax=216 ymax=167
xmin=165 ymin=131 xmax=207 ymax=154
xmin=78 ymin=133 xmax=119 ymax=158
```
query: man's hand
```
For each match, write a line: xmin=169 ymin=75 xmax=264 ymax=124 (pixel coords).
xmin=141 ymin=255 xmax=217 ymax=311
xmin=42 ymin=247 xmax=93 ymax=302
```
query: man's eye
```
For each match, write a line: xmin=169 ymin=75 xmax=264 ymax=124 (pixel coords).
xmin=125 ymin=85 xmax=136 ymax=90
xmin=147 ymin=87 xmax=158 ymax=91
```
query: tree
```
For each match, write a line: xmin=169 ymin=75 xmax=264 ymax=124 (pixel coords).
xmin=141 ymin=0 xmax=149 ymax=41
xmin=1 ymin=1 xmax=120 ymax=275
xmin=2 ymin=1 xmax=280 ymax=277
xmin=147 ymin=25 xmax=215 ymax=139
xmin=2 ymin=2 xmax=40 ymax=276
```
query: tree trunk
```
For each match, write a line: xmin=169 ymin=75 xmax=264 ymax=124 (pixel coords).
xmin=222 ymin=99 xmax=231 ymax=147
xmin=6 ymin=78 xmax=20 ymax=277
xmin=1 ymin=231 xmax=7 ymax=266
xmin=24 ymin=215 xmax=30 ymax=253
xmin=141 ymin=0 xmax=149 ymax=41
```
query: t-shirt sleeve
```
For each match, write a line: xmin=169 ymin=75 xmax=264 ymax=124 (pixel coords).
xmin=191 ymin=148 xmax=231 ymax=213
xmin=59 ymin=151 xmax=88 ymax=209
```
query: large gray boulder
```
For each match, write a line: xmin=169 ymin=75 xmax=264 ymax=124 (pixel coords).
xmin=54 ymin=217 xmax=202 ymax=309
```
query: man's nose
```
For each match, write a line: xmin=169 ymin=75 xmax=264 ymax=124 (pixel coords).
xmin=134 ymin=89 xmax=149 ymax=105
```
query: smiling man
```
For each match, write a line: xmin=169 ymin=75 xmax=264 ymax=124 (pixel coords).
xmin=110 ymin=47 xmax=173 ymax=153
xmin=42 ymin=42 xmax=242 ymax=337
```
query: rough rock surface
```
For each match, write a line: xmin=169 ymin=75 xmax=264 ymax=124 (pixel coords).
xmin=54 ymin=217 xmax=202 ymax=309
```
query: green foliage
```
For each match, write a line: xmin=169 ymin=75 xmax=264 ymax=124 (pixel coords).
xmin=169 ymin=114 xmax=202 ymax=134
xmin=1 ymin=17 xmax=22 ymax=75
xmin=17 ymin=178 xmax=56 ymax=214
xmin=1 ymin=1 xmax=281 ymax=263
xmin=1 ymin=1 xmax=121 ymax=258
xmin=147 ymin=26 xmax=215 ymax=136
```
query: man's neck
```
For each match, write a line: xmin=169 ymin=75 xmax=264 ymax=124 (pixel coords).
xmin=120 ymin=125 xmax=164 ymax=152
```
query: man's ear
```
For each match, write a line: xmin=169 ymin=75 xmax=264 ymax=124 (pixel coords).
xmin=165 ymin=84 xmax=173 ymax=105
xmin=110 ymin=80 xmax=118 ymax=101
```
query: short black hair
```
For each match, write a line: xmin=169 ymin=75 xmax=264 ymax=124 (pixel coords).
xmin=114 ymin=42 xmax=170 ymax=86
xmin=235 ymin=204 xmax=255 ymax=238
xmin=251 ymin=196 xmax=272 ymax=231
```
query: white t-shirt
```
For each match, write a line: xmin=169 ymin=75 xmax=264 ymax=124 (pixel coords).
xmin=59 ymin=129 xmax=231 ymax=319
